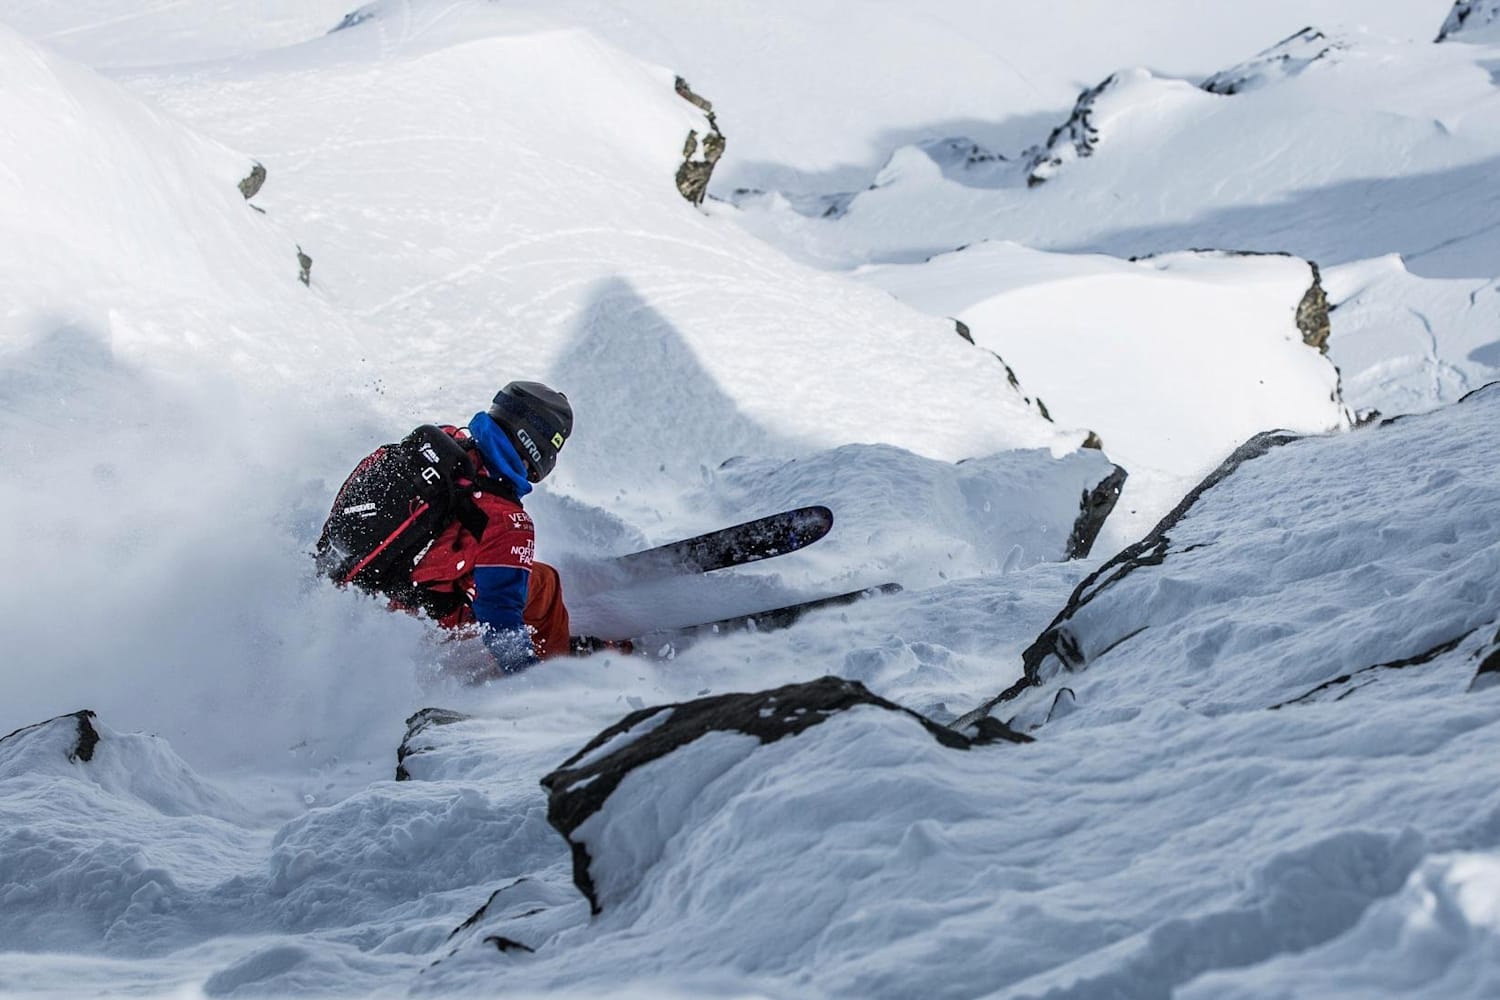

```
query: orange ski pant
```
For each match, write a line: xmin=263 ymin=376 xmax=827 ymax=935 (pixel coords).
xmin=524 ymin=561 xmax=571 ymax=660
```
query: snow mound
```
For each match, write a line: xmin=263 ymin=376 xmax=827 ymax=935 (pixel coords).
xmin=541 ymin=676 xmax=1024 ymax=912
xmin=1182 ymin=849 xmax=1500 ymax=999
xmin=978 ymin=381 xmax=1500 ymax=733
xmin=0 ymin=713 xmax=262 ymax=955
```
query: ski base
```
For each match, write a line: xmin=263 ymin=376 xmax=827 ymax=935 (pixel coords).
xmin=604 ymin=505 xmax=834 ymax=584
xmin=571 ymin=583 xmax=902 ymax=658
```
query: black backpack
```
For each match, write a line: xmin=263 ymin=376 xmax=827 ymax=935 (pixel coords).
xmin=315 ymin=425 xmax=515 ymax=615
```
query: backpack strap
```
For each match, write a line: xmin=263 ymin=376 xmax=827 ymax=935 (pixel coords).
xmin=447 ymin=440 xmax=521 ymax=540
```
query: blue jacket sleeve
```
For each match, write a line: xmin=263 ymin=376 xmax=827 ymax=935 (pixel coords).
xmin=471 ymin=565 xmax=537 ymax=674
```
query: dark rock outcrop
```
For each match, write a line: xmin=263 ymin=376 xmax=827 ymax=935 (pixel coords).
xmin=296 ymin=245 xmax=313 ymax=287
xmin=1201 ymin=28 xmax=1345 ymax=95
xmin=673 ymin=77 xmax=725 ymax=206
xmin=1066 ymin=464 xmax=1128 ymax=560
xmin=1296 ymin=261 xmax=1332 ymax=352
xmin=1273 ymin=629 xmax=1484 ymax=706
xmin=542 ymin=676 xmax=1028 ymax=913
xmin=396 ymin=707 xmax=471 ymax=781
xmin=329 ymin=6 xmax=377 ymax=33
xmin=1436 ymin=1 xmax=1500 ymax=42
xmin=0 ymin=710 xmax=100 ymax=764
xmin=1024 ymin=75 xmax=1115 ymax=187
xmin=1472 ymin=628 xmax=1500 ymax=691
xmin=429 ymin=876 xmax=586 ymax=967
xmin=238 ymin=162 xmax=267 ymax=201
xmin=917 ymin=137 xmax=1013 ymax=188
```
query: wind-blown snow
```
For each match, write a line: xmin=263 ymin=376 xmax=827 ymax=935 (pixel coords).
xmin=2 ymin=0 xmax=1498 ymax=996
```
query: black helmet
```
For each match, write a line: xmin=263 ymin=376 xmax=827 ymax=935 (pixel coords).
xmin=487 ymin=381 xmax=573 ymax=482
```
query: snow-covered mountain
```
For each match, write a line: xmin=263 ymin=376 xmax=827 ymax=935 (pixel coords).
xmin=2 ymin=1 xmax=1497 ymax=997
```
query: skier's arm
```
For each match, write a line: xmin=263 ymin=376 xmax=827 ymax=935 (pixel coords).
xmin=471 ymin=565 xmax=537 ymax=673
xmin=470 ymin=514 xmax=538 ymax=674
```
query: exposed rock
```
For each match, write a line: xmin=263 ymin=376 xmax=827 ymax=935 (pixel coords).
xmin=296 ymin=245 xmax=313 ymax=287
xmin=673 ymin=77 xmax=725 ymax=206
xmin=396 ymin=707 xmax=471 ymax=781
xmin=1021 ymin=429 xmax=1302 ymax=681
xmin=1274 ymin=627 xmax=1495 ymax=706
xmin=1436 ymin=1 xmax=1500 ymax=42
xmin=0 ymin=709 xmax=100 ymax=765
xmin=238 ymin=162 xmax=267 ymax=200
xmin=917 ymin=136 xmax=1014 ymax=188
xmin=1472 ymin=628 xmax=1500 ymax=691
xmin=430 ymin=876 xmax=586 ymax=968
xmin=1024 ymin=74 xmax=1115 ymax=187
xmin=1296 ymin=260 xmax=1332 ymax=352
xmin=953 ymin=428 xmax=1304 ymax=730
xmin=542 ymin=676 xmax=1028 ymax=912
xmin=963 ymin=325 xmax=1057 ymax=426
xmin=1066 ymin=463 xmax=1128 ymax=560
xmin=329 ymin=6 xmax=377 ymax=33
xmin=1201 ymin=28 xmax=1346 ymax=95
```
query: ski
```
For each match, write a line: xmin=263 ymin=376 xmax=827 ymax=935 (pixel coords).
xmin=595 ymin=505 xmax=834 ymax=587
xmin=571 ymin=582 xmax=902 ymax=657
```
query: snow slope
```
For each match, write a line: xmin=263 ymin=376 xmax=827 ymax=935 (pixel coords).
xmin=0 ymin=6 xmax=1103 ymax=777
xmin=421 ymin=385 xmax=1500 ymax=998
xmin=118 ymin=5 xmax=1083 ymax=504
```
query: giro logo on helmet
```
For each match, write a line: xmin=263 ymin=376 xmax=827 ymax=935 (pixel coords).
xmin=515 ymin=428 xmax=545 ymax=468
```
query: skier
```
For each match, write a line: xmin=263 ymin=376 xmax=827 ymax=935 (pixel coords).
xmin=320 ymin=381 xmax=574 ymax=679
xmin=419 ymin=380 xmax=573 ymax=676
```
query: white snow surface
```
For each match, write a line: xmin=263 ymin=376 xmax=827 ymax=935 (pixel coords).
xmin=1 ymin=0 xmax=1498 ymax=997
